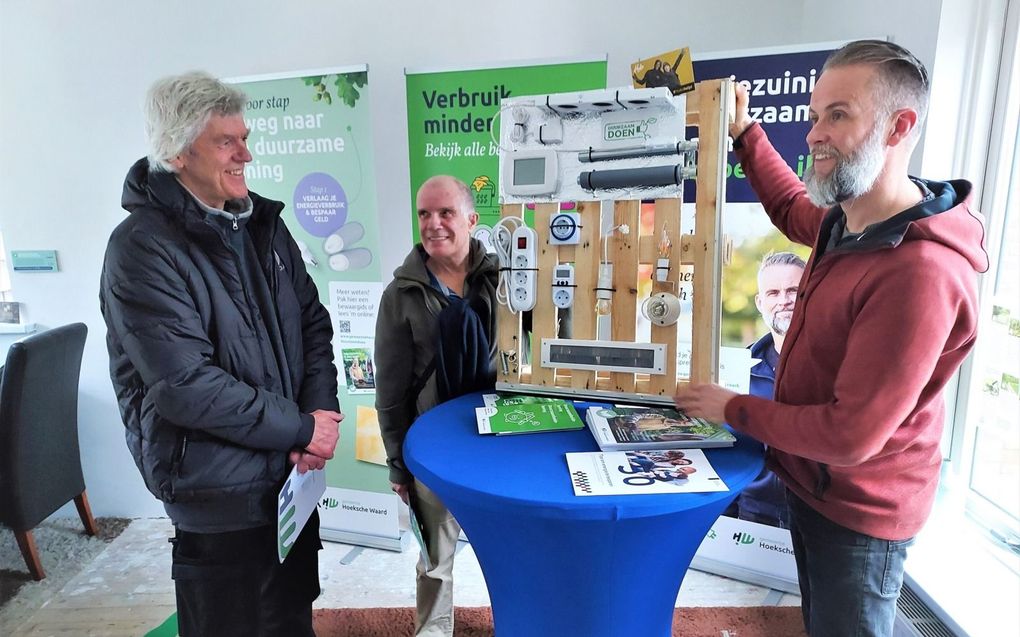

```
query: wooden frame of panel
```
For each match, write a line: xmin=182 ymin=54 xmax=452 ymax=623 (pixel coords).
xmin=495 ymin=78 xmax=733 ymax=404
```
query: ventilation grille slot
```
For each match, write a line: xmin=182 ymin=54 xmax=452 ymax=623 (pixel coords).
xmin=896 ymin=584 xmax=958 ymax=637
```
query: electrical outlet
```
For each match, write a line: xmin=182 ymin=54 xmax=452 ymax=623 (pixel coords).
xmin=552 ymin=263 xmax=574 ymax=309
xmin=553 ymin=289 xmax=571 ymax=308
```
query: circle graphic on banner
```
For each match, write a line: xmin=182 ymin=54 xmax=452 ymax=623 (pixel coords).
xmin=293 ymin=172 xmax=347 ymax=237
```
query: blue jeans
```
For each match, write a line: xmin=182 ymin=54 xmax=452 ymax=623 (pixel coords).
xmin=787 ymin=491 xmax=914 ymax=637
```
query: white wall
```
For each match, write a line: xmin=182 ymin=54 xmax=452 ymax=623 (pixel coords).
xmin=0 ymin=0 xmax=946 ymax=518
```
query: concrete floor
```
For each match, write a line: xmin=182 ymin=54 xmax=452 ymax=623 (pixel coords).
xmin=3 ymin=518 xmax=799 ymax=636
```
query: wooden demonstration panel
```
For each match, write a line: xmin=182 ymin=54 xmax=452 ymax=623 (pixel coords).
xmin=496 ymin=79 xmax=733 ymax=405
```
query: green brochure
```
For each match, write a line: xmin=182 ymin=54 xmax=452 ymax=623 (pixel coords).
xmin=475 ymin=395 xmax=584 ymax=435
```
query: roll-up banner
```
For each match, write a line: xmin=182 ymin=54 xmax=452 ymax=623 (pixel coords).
xmin=686 ymin=42 xmax=842 ymax=593
xmin=228 ymin=66 xmax=402 ymax=551
xmin=405 ymin=56 xmax=608 ymax=235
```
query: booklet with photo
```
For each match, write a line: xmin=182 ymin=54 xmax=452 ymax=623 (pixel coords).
xmin=475 ymin=394 xmax=584 ymax=435
xmin=566 ymin=448 xmax=728 ymax=496
xmin=585 ymin=405 xmax=735 ymax=451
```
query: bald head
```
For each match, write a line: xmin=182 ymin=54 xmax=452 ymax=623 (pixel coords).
xmin=415 ymin=175 xmax=479 ymax=264
xmin=417 ymin=175 xmax=475 ymax=215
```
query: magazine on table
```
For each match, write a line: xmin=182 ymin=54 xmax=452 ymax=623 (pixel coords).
xmin=566 ymin=448 xmax=728 ymax=496
xmin=475 ymin=393 xmax=584 ymax=435
xmin=585 ymin=404 xmax=735 ymax=451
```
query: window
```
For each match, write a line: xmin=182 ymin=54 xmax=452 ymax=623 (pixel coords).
xmin=954 ymin=0 xmax=1020 ymax=545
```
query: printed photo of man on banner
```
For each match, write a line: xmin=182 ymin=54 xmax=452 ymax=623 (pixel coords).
xmin=230 ymin=67 xmax=405 ymax=551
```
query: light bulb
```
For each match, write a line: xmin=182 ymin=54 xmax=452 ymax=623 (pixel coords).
xmin=657 ymin=227 xmax=672 ymax=258
xmin=328 ymin=247 xmax=373 ymax=271
xmin=655 ymin=227 xmax=672 ymax=282
xmin=324 ymin=222 xmax=366 ymax=255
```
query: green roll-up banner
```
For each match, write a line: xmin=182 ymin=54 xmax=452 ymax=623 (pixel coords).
xmin=229 ymin=67 xmax=402 ymax=549
xmin=405 ymin=57 xmax=607 ymax=235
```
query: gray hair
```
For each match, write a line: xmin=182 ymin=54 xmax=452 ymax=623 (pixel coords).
xmin=144 ymin=71 xmax=247 ymax=172
xmin=418 ymin=175 xmax=476 ymax=215
xmin=823 ymin=40 xmax=930 ymax=141
xmin=759 ymin=251 xmax=806 ymax=274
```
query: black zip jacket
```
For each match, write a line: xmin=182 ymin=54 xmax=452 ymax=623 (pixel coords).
xmin=100 ymin=158 xmax=338 ymax=532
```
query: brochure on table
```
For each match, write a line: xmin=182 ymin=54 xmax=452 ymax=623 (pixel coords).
xmin=586 ymin=405 xmax=735 ymax=451
xmin=567 ymin=448 xmax=727 ymax=496
xmin=476 ymin=394 xmax=584 ymax=435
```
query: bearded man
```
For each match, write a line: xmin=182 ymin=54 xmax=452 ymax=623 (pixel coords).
xmin=675 ymin=40 xmax=987 ymax=637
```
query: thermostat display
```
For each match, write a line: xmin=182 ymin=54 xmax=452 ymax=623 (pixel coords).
xmin=502 ymin=149 xmax=558 ymax=196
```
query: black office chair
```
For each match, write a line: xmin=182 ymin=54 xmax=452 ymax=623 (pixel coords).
xmin=0 ymin=322 xmax=96 ymax=580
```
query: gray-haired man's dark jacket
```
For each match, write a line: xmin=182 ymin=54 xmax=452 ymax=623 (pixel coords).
xmin=100 ymin=158 xmax=339 ymax=532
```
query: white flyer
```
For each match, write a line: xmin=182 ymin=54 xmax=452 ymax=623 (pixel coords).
xmin=277 ymin=466 xmax=326 ymax=562
xmin=566 ymin=448 xmax=728 ymax=496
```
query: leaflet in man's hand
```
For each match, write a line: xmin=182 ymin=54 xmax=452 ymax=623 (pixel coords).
xmin=566 ymin=449 xmax=728 ymax=496
xmin=407 ymin=490 xmax=433 ymax=571
xmin=475 ymin=393 xmax=584 ymax=435
xmin=585 ymin=405 xmax=735 ymax=451
xmin=277 ymin=465 xmax=326 ymax=563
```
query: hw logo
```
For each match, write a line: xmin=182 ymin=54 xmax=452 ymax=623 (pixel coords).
xmin=732 ymin=532 xmax=755 ymax=546
xmin=603 ymin=117 xmax=656 ymax=142
xmin=278 ymin=477 xmax=297 ymax=559
xmin=320 ymin=496 xmax=339 ymax=509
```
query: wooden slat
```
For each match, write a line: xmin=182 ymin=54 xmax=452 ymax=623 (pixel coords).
xmin=685 ymin=83 xmax=704 ymax=127
xmin=549 ymin=375 xmax=691 ymax=395
xmin=648 ymin=198 xmax=683 ymax=396
xmin=496 ymin=79 xmax=732 ymax=400
xmin=570 ymin=201 xmax=601 ymax=391
xmin=496 ymin=203 xmax=523 ymax=384
xmin=689 ymin=78 xmax=729 ymax=384
xmin=609 ymin=200 xmax=640 ymax=393
xmin=530 ymin=203 xmax=559 ymax=387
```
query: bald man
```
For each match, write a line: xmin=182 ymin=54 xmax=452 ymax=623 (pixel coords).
xmin=375 ymin=176 xmax=498 ymax=636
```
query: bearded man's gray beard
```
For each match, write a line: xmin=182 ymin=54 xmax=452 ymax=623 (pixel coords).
xmin=768 ymin=312 xmax=792 ymax=336
xmin=804 ymin=123 xmax=887 ymax=207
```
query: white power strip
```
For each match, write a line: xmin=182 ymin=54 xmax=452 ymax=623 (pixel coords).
xmin=509 ymin=225 xmax=538 ymax=312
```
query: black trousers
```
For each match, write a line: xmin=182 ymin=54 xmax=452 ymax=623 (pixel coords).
xmin=171 ymin=511 xmax=322 ymax=637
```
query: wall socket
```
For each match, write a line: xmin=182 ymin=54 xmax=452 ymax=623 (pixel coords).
xmin=552 ymin=263 xmax=574 ymax=309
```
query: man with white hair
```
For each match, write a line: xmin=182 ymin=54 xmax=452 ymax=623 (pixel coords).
xmin=101 ymin=72 xmax=342 ymax=636
xmin=675 ymin=40 xmax=987 ymax=636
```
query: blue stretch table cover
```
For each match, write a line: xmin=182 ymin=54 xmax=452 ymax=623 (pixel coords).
xmin=404 ymin=392 xmax=765 ymax=637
